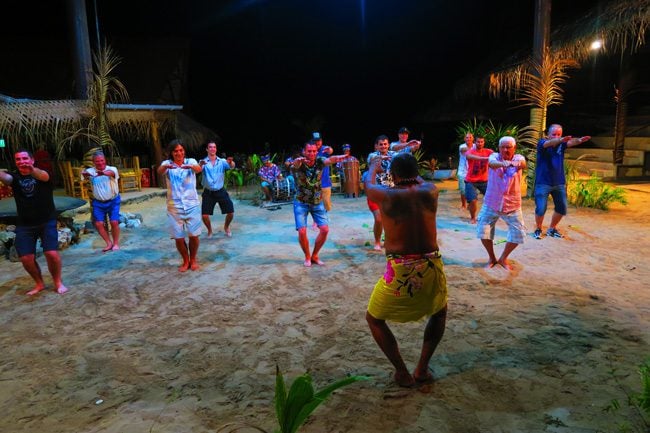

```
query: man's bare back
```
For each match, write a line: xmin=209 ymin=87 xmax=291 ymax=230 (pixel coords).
xmin=374 ymin=183 xmax=440 ymax=255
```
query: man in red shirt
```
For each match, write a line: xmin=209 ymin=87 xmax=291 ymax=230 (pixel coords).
xmin=464 ymin=136 xmax=493 ymax=224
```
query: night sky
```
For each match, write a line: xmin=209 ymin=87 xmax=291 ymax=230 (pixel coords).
xmin=2 ymin=0 xmax=630 ymax=157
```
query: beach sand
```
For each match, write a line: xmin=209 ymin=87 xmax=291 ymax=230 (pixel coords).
xmin=1 ymin=180 xmax=649 ymax=433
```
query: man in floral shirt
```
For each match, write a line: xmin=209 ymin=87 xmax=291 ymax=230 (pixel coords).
xmin=290 ymin=142 xmax=346 ymax=267
xmin=257 ymin=154 xmax=283 ymax=204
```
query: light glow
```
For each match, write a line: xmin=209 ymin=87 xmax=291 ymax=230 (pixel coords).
xmin=590 ymin=39 xmax=603 ymax=50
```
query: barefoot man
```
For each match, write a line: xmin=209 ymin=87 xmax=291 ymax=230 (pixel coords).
xmin=199 ymin=140 xmax=236 ymax=238
xmin=364 ymin=153 xmax=447 ymax=388
xmin=81 ymin=151 xmax=121 ymax=252
xmin=291 ymin=141 xmax=347 ymax=267
xmin=157 ymin=139 xmax=203 ymax=272
xmin=477 ymin=136 xmax=527 ymax=270
xmin=0 ymin=149 xmax=68 ymax=295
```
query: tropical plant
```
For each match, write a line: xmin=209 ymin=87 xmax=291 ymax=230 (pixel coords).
xmin=455 ymin=118 xmax=521 ymax=150
xmin=59 ymin=44 xmax=129 ymax=159
xmin=412 ymin=148 xmax=433 ymax=176
xmin=567 ymin=174 xmax=628 ymax=210
xmin=216 ymin=366 xmax=369 ymax=433
xmin=604 ymin=358 xmax=650 ymax=432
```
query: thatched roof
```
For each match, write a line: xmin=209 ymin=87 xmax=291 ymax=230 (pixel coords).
xmin=0 ymin=94 xmax=217 ymax=154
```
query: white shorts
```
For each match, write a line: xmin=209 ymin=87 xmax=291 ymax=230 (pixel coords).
xmin=167 ymin=206 xmax=202 ymax=238
xmin=476 ymin=206 xmax=526 ymax=244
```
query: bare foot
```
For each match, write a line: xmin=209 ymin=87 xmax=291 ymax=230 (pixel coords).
xmin=303 ymin=259 xmax=312 ymax=267
xmin=224 ymin=229 xmax=232 ymax=238
xmin=26 ymin=285 xmax=46 ymax=296
xmin=190 ymin=261 xmax=200 ymax=271
xmin=373 ymin=244 xmax=382 ymax=251
xmin=178 ymin=262 xmax=190 ymax=272
xmin=485 ymin=261 xmax=498 ymax=269
xmin=311 ymin=257 xmax=325 ymax=266
xmin=413 ymin=371 xmax=434 ymax=385
xmin=206 ymin=232 xmax=213 ymax=239
xmin=470 ymin=218 xmax=477 ymax=224
xmin=56 ymin=285 xmax=68 ymax=295
xmin=111 ymin=244 xmax=120 ymax=251
xmin=102 ymin=243 xmax=113 ymax=253
xmin=498 ymin=260 xmax=513 ymax=271
xmin=394 ymin=371 xmax=416 ymax=388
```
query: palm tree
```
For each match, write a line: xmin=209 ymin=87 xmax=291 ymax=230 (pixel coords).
xmin=59 ymin=44 xmax=129 ymax=162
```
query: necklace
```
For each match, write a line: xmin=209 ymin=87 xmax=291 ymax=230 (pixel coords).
xmin=394 ymin=178 xmax=418 ymax=186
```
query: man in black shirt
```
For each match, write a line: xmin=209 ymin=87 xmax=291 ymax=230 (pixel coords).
xmin=0 ymin=150 xmax=68 ymax=295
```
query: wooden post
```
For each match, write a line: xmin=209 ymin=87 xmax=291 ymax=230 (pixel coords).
xmin=150 ymin=120 xmax=165 ymax=188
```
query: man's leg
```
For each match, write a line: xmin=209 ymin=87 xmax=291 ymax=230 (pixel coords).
xmin=480 ymin=239 xmax=498 ymax=268
xmin=188 ymin=235 xmax=200 ymax=271
xmin=94 ymin=220 xmax=113 ymax=252
xmin=44 ymin=250 xmax=67 ymax=294
xmin=549 ymin=211 xmax=563 ymax=230
xmin=468 ymin=200 xmax=479 ymax=224
xmin=175 ymin=238 xmax=190 ymax=272
xmin=497 ymin=242 xmax=519 ymax=270
xmin=21 ymin=254 xmax=46 ymax=295
xmin=224 ymin=212 xmax=233 ymax=237
xmin=110 ymin=220 xmax=121 ymax=250
xmin=366 ymin=311 xmax=414 ymax=387
xmin=201 ymin=215 xmax=213 ymax=238
xmin=297 ymin=227 xmax=311 ymax=266
xmin=413 ymin=306 xmax=447 ymax=383
xmin=311 ymin=225 xmax=329 ymax=265
xmin=372 ymin=210 xmax=383 ymax=251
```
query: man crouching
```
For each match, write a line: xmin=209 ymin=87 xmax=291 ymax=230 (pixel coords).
xmin=364 ymin=153 xmax=447 ymax=388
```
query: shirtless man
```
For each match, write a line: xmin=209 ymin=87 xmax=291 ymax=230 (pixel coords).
xmin=364 ymin=153 xmax=448 ymax=388
xmin=0 ymin=149 xmax=68 ymax=295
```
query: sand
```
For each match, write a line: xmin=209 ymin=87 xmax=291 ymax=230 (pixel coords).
xmin=1 ymin=180 xmax=649 ymax=433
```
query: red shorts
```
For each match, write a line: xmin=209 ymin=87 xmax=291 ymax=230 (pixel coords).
xmin=367 ymin=197 xmax=380 ymax=212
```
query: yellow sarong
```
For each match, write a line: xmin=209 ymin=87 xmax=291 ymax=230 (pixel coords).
xmin=367 ymin=251 xmax=447 ymax=323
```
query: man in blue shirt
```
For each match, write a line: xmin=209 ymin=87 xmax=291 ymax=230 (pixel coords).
xmin=199 ymin=140 xmax=236 ymax=238
xmin=534 ymin=124 xmax=590 ymax=239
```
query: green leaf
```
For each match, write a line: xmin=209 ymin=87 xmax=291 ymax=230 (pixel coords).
xmin=282 ymin=375 xmax=315 ymax=433
xmin=289 ymin=376 xmax=369 ymax=433
xmin=275 ymin=365 xmax=287 ymax=429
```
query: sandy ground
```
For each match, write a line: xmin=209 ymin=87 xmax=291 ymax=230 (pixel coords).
xmin=1 ymin=180 xmax=649 ymax=433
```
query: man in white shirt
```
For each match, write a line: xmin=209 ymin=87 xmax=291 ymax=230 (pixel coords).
xmin=457 ymin=132 xmax=474 ymax=210
xmin=82 ymin=151 xmax=121 ymax=252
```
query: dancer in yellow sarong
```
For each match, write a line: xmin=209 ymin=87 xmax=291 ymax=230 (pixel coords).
xmin=364 ymin=152 xmax=448 ymax=388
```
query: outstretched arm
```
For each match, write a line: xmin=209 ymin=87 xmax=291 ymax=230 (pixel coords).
xmin=0 ymin=171 xmax=13 ymax=186
xmin=567 ymin=136 xmax=591 ymax=148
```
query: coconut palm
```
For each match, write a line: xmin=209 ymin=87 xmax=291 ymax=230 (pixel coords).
xmin=59 ymin=44 xmax=129 ymax=161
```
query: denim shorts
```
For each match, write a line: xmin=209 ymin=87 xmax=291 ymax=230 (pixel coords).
xmin=465 ymin=182 xmax=487 ymax=202
xmin=92 ymin=195 xmax=121 ymax=222
xmin=15 ymin=219 xmax=59 ymax=256
xmin=534 ymin=184 xmax=567 ymax=216
xmin=293 ymin=200 xmax=329 ymax=230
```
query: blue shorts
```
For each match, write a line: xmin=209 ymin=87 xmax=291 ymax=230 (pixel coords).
xmin=15 ymin=219 xmax=59 ymax=256
xmin=465 ymin=182 xmax=487 ymax=202
xmin=534 ymin=184 xmax=567 ymax=216
xmin=92 ymin=195 xmax=121 ymax=222
xmin=293 ymin=200 xmax=329 ymax=230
